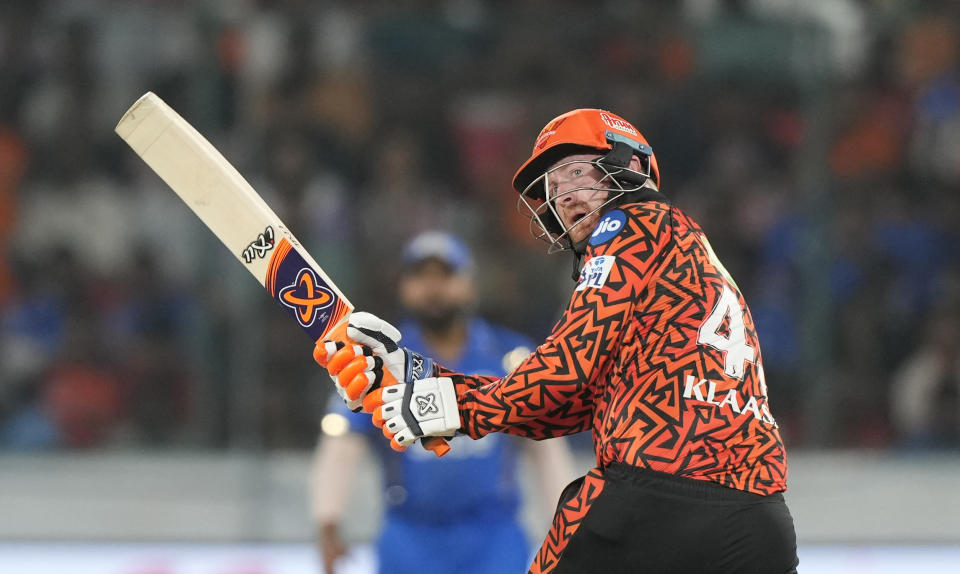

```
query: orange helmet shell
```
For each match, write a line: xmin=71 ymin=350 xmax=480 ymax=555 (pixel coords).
xmin=512 ymin=108 xmax=660 ymax=193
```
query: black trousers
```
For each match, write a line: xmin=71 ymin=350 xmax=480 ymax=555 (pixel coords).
xmin=553 ymin=464 xmax=799 ymax=574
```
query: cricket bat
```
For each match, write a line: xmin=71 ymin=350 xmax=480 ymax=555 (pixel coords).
xmin=115 ymin=92 xmax=450 ymax=457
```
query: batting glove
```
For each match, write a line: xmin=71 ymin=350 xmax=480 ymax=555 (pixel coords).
xmin=315 ymin=341 xmax=380 ymax=411
xmin=363 ymin=377 xmax=461 ymax=451
xmin=314 ymin=312 xmax=437 ymax=411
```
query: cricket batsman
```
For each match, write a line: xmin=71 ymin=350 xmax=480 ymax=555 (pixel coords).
xmin=318 ymin=109 xmax=799 ymax=573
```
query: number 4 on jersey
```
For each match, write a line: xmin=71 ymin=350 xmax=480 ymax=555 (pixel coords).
xmin=697 ymin=285 xmax=756 ymax=379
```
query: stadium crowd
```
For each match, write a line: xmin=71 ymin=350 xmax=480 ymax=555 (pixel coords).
xmin=0 ymin=0 xmax=958 ymax=451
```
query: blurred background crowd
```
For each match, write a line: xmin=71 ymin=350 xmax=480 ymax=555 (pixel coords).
xmin=1 ymin=0 xmax=959 ymax=456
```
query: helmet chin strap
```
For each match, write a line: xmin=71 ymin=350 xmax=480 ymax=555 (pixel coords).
xmin=570 ymin=235 xmax=590 ymax=280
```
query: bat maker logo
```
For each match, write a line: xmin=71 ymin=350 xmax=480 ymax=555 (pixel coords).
xmin=242 ymin=226 xmax=276 ymax=263
xmin=279 ymin=268 xmax=334 ymax=327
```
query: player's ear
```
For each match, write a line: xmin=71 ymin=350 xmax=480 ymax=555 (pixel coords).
xmin=628 ymin=154 xmax=657 ymax=190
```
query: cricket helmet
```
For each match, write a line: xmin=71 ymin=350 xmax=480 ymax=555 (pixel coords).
xmin=513 ymin=109 xmax=660 ymax=252
xmin=512 ymin=109 xmax=659 ymax=195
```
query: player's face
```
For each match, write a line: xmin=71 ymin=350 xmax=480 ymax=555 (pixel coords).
xmin=399 ymin=259 xmax=474 ymax=331
xmin=546 ymin=153 xmax=611 ymax=243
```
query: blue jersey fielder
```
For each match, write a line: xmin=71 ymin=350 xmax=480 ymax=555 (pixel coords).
xmin=330 ymin=317 xmax=534 ymax=574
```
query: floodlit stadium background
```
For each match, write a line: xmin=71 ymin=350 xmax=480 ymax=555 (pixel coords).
xmin=1 ymin=1 xmax=959 ymax=572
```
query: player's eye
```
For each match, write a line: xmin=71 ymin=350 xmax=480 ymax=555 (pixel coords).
xmin=571 ymin=168 xmax=583 ymax=177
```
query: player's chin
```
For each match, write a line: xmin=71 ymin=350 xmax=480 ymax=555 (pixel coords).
xmin=411 ymin=304 xmax=464 ymax=331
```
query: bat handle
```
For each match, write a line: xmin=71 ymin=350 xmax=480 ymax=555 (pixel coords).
xmin=421 ymin=437 xmax=452 ymax=456
xmin=314 ymin=324 xmax=451 ymax=458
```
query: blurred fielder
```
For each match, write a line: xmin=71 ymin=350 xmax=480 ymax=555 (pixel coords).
xmin=319 ymin=110 xmax=798 ymax=573
xmin=312 ymin=231 xmax=574 ymax=574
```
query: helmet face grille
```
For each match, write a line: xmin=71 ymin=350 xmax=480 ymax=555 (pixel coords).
xmin=516 ymin=157 xmax=650 ymax=252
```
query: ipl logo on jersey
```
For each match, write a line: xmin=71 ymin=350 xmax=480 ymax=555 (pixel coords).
xmin=279 ymin=268 xmax=335 ymax=328
xmin=589 ymin=209 xmax=626 ymax=246
xmin=576 ymin=255 xmax=616 ymax=291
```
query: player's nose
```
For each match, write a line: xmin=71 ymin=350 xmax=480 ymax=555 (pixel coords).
xmin=555 ymin=182 xmax=579 ymax=204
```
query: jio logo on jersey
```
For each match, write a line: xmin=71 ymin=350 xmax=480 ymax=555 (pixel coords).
xmin=589 ymin=209 xmax=626 ymax=246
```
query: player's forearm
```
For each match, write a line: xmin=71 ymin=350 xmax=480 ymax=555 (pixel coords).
xmin=457 ymin=380 xmax=594 ymax=439
xmin=436 ymin=365 xmax=499 ymax=393
xmin=310 ymin=432 xmax=367 ymax=524
xmin=449 ymin=299 xmax=631 ymax=438
xmin=444 ymin=343 xmax=596 ymax=439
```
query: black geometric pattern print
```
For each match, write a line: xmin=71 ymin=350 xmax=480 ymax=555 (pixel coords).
xmin=527 ymin=468 xmax=606 ymax=574
xmin=440 ymin=202 xmax=786 ymax=494
xmin=439 ymin=201 xmax=787 ymax=494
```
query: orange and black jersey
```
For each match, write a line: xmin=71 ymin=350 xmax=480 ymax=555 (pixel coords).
xmin=439 ymin=201 xmax=787 ymax=496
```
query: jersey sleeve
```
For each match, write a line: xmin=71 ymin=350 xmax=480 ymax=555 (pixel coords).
xmin=447 ymin=204 xmax=673 ymax=440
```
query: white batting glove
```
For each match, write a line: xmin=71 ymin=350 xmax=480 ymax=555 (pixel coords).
xmin=364 ymin=377 xmax=461 ymax=451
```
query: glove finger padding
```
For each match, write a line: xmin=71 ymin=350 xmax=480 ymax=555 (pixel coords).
xmin=327 ymin=344 xmax=372 ymax=375
xmin=314 ymin=341 xmax=358 ymax=410
xmin=346 ymin=312 xmax=406 ymax=381
xmin=313 ymin=340 xmax=344 ymax=368
xmin=340 ymin=355 xmax=382 ymax=401
xmin=335 ymin=380 xmax=363 ymax=412
xmin=315 ymin=340 xmax=377 ymax=410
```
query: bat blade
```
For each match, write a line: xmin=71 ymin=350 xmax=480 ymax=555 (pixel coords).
xmin=115 ymin=92 xmax=352 ymax=342
xmin=116 ymin=92 xmax=450 ymax=457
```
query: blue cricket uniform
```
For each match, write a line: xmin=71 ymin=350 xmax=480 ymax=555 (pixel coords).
xmin=331 ymin=318 xmax=534 ymax=574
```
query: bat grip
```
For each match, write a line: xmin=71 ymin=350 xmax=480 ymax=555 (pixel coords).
xmin=315 ymin=324 xmax=451 ymax=458
xmin=421 ymin=437 xmax=452 ymax=456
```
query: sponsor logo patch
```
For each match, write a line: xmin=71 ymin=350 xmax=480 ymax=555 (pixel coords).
xmin=534 ymin=117 xmax=568 ymax=150
xmin=576 ymin=255 xmax=616 ymax=291
xmin=589 ymin=209 xmax=626 ymax=245
xmin=600 ymin=112 xmax=639 ymax=136
xmin=535 ymin=130 xmax=557 ymax=150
